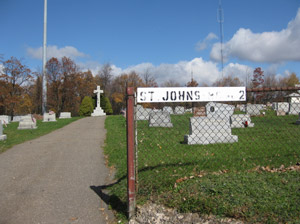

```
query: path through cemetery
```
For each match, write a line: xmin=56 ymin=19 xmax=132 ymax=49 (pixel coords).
xmin=0 ymin=117 xmax=115 ymax=224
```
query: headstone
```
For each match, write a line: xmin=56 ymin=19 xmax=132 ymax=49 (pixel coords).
xmin=91 ymin=85 xmax=106 ymax=116
xmin=246 ymin=104 xmax=263 ymax=116
xmin=12 ymin=116 xmax=24 ymax=122
xmin=18 ymin=115 xmax=37 ymax=130
xmin=0 ymin=121 xmax=7 ymax=141
xmin=59 ymin=112 xmax=71 ymax=119
xmin=288 ymin=103 xmax=300 ymax=115
xmin=136 ymin=105 xmax=152 ymax=120
xmin=193 ymin=107 xmax=206 ymax=117
xmin=206 ymin=102 xmax=235 ymax=120
xmin=149 ymin=111 xmax=173 ymax=128
xmin=239 ymin=104 xmax=246 ymax=112
xmin=43 ymin=112 xmax=56 ymax=122
xmin=0 ymin=115 xmax=10 ymax=125
xmin=174 ymin=106 xmax=185 ymax=115
xmin=277 ymin=102 xmax=289 ymax=113
xmin=184 ymin=117 xmax=238 ymax=145
xmin=163 ymin=106 xmax=174 ymax=114
xmin=230 ymin=114 xmax=254 ymax=128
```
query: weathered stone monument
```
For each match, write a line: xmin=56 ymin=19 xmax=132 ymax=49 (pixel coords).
xmin=43 ymin=112 xmax=56 ymax=122
xmin=18 ymin=115 xmax=37 ymax=130
xmin=0 ymin=121 xmax=7 ymax=141
xmin=174 ymin=106 xmax=185 ymax=115
xmin=288 ymin=103 xmax=300 ymax=115
xmin=184 ymin=117 xmax=238 ymax=145
xmin=163 ymin=106 xmax=174 ymax=114
xmin=230 ymin=114 xmax=254 ymax=128
xmin=91 ymin=85 xmax=106 ymax=116
xmin=206 ymin=102 xmax=235 ymax=120
xmin=149 ymin=111 xmax=173 ymax=127
xmin=246 ymin=104 xmax=264 ymax=116
xmin=193 ymin=107 xmax=206 ymax=117
xmin=136 ymin=105 xmax=152 ymax=120
xmin=12 ymin=116 xmax=24 ymax=122
xmin=59 ymin=112 xmax=71 ymax=119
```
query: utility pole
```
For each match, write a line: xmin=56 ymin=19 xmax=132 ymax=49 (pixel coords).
xmin=217 ymin=0 xmax=224 ymax=78
xmin=42 ymin=0 xmax=47 ymax=114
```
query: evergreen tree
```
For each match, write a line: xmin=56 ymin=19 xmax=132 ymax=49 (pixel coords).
xmin=79 ymin=96 xmax=94 ymax=116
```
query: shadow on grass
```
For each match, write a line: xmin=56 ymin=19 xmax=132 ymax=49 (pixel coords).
xmin=90 ymin=182 xmax=127 ymax=218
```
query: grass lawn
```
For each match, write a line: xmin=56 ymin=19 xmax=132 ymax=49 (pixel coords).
xmin=104 ymin=112 xmax=300 ymax=223
xmin=0 ymin=117 xmax=82 ymax=154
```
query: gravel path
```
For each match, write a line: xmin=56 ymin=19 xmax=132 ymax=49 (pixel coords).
xmin=0 ymin=117 xmax=115 ymax=224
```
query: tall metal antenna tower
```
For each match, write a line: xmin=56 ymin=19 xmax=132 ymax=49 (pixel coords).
xmin=217 ymin=0 xmax=224 ymax=78
xmin=42 ymin=0 xmax=47 ymax=114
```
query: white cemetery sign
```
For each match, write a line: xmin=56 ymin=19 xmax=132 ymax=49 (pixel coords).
xmin=137 ymin=87 xmax=246 ymax=103
xmin=91 ymin=85 xmax=106 ymax=116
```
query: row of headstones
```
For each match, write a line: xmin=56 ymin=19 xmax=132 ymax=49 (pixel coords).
xmin=0 ymin=112 xmax=72 ymax=141
xmin=272 ymin=102 xmax=300 ymax=115
xmin=237 ymin=102 xmax=300 ymax=116
xmin=137 ymin=103 xmax=255 ymax=145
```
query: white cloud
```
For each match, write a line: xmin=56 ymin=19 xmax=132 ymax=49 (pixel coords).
xmin=27 ymin=45 xmax=88 ymax=60
xmin=196 ymin=32 xmax=218 ymax=51
xmin=210 ymin=8 xmax=300 ymax=63
xmin=114 ymin=58 xmax=221 ymax=86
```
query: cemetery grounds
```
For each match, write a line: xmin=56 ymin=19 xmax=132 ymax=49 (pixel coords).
xmin=0 ymin=117 xmax=81 ymax=154
xmin=104 ymin=106 xmax=300 ymax=223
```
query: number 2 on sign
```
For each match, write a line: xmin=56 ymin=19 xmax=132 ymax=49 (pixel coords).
xmin=239 ymin=90 xmax=245 ymax=100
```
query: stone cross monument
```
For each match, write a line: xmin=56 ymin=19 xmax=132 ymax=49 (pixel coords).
xmin=91 ymin=85 xmax=106 ymax=116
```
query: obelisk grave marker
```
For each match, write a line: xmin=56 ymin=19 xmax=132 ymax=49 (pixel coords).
xmin=91 ymin=85 xmax=106 ymax=116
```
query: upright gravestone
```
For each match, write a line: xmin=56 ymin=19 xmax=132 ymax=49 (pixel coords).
xmin=206 ymin=102 xmax=235 ymax=120
xmin=43 ymin=112 xmax=57 ymax=122
xmin=193 ymin=107 xmax=206 ymax=117
xmin=0 ymin=115 xmax=10 ymax=125
xmin=246 ymin=104 xmax=263 ymax=116
xmin=59 ymin=112 xmax=71 ymax=119
xmin=91 ymin=85 xmax=106 ymax=116
xmin=18 ymin=115 xmax=37 ymax=130
xmin=174 ymin=106 xmax=185 ymax=115
xmin=12 ymin=116 xmax=24 ymax=122
xmin=230 ymin=114 xmax=254 ymax=128
xmin=163 ymin=106 xmax=174 ymax=114
xmin=288 ymin=103 xmax=300 ymax=115
xmin=0 ymin=121 xmax=7 ymax=141
xmin=136 ymin=105 xmax=152 ymax=120
xmin=277 ymin=102 xmax=289 ymax=113
xmin=149 ymin=111 xmax=173 ymax=127
xmin=184 ymin=117 xmax=238 ymax=145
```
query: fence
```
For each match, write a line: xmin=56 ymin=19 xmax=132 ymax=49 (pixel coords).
xmin=126 ymin=86 xmax=300 ymax=218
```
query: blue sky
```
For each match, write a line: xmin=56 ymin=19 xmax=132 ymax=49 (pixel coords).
xmin=1 ymin=0 xmax=300 ymax=85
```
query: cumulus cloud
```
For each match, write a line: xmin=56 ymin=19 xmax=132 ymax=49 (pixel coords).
xmin=27 ymin=45 xmax=88 ymax=60
xmin=210 ymin=8 xmax=300 ymax=63
xmin=196 ymin=32 xmax=218 ymax=51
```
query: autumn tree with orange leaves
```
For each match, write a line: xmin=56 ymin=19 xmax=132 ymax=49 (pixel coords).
xmin=0 ymin=57 xmax=33 ymax=117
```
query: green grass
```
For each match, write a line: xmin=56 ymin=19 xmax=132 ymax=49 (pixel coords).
xmin=0 ymin=117 xmax=82 ymax=154
xmin=104 ymin=113 xmax=300 ymax=223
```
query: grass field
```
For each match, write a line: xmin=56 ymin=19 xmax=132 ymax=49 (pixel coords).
xmin=104 ymin=113 xmax=300 ymax=223
xmin=0 ymin=117 xmax=81 ymax=154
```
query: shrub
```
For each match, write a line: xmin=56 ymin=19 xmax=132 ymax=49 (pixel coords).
xmin=79 ymin=96 xmax=94 ymax=116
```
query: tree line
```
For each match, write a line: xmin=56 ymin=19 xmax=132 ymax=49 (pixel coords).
xmin=0 ymin=56 xmax=299 ymax=117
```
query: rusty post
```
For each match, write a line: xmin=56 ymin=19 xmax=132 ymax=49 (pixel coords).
xmin=126 ymin=87 xmax=136 ymax=219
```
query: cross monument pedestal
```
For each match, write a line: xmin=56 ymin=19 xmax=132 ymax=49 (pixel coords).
xmin=91 ymin=86 xmax=106 ymax=116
